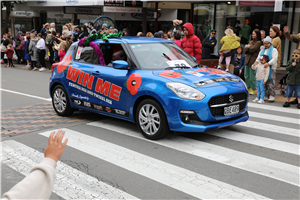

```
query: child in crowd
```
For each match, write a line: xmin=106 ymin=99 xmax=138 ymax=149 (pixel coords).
xmin=58 ymin=42 xmax=66 ymax=61
xmin=251 ymin=55 xmax=270 ymax=103
xmin=283 ymin=49 xmax=300 ymax=108
xmin=4 ymin=44 xmax=14 ymax=67
xmin=218 ymin=28 xmax=241 ymax=72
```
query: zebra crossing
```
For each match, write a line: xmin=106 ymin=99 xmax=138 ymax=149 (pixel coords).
xmin=1 ymin=102 xmax=299 ymax=199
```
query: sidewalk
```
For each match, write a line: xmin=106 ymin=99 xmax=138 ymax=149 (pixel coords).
xmin=4 ymin=63 xmax=289 ymax=102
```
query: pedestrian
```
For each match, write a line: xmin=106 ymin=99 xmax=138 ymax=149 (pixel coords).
xmin=146 ymin=32 xmax=153 ymax=37
xmin=1 ymin=130 xmax=68 ymax=200
xmin=62 ymin=25 xmax=72 ymax=38
xmin=15 ymin=36 xmax=25 ymax=64
xmin=244 ymin=29 xmax=262 ymax=95
xmin=181 ymin=22 xmax=202 ymax=63
xmin=270 ymin=26 xmax=282 ymax=68
xmin=253 ymin=36 xmax=278 ymax=102
xmin=48 ymin=31 xmax=60 ymax=66
xmin=109 ymin=26 xmax=114 ymax=34
xmin=171 ymin=19 xmax=183 ymax=36
xmin=72 ymin=26 xmax=80 ymax=41
xmin=173 ymin=30 xmax=182 ymax=46
xmin=40 ymin=23 xmax=49 ymax=39
xmin=113 ymin=29 xmax=118 ymax=34
xmin=122 ymin=28 xmax=129 ymax=36
xmin=89 ymin=22 xmax=97 ymax=35
xmin=58 ymin=42 xmax=66 ymax=61
xmin=163 ymin=33 xmax=169 ymax=40
xmin=251 ymin=55 xmax=270 ymax=103
xmin=4 ymin=44 xmax=14 ymax=67
xmin=36 ymin=33 xmax=47 ymax=72
xmin=28 ymin=33 xmax=39 ymax=71
xmin=1 ymin=34 xmax=9 ymax=65
xmin=50 ymin=22 xmax=56 ymax=32
xmin=260 ymin=30 xmax=266 ymax=41
xmin=283 ymin=49 xmax=300 ymax=108
xmin=283 ymin=26 xmax=300 ymax=104
xmin=79 ymin=25 xmax=89 ymax=40
xmin=233 ymin=46 xmax=246 ymax=81
xmin=218 ymin=28 xmax=241 ymax=72
xmin=24 ymin=36 xmax=30 ymax=67
xmin=201 ymin=29 xmax=217 ymax=59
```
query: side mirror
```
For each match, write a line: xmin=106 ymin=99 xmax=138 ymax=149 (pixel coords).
xmin=112 ymin=60 xmax=128 ymax=69
xmin=192 ymin=56 xmax=197 ymax=62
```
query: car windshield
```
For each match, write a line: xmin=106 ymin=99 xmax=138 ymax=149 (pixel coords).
xmin=129 ymin=43 xmax=198 ymax=70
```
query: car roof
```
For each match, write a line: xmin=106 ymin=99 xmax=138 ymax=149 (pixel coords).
xmin=72 ymin=36 xmax=173 ymax=46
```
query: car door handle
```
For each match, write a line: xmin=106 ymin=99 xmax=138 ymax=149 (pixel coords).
xmin=92 ymin=71 xmax=100 ymax=75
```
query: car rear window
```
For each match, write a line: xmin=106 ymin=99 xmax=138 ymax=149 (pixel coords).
xmin=74 ymin=46 xmax=98 ymax=64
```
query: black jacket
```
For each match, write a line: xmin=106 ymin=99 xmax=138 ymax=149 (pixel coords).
xmin=1 ymin=38 xmax=9 ymax=47
xmin=202 ymin=36 xmax=217 ymax=57
xmin=79 ymin=31 xmax=89 ymax=40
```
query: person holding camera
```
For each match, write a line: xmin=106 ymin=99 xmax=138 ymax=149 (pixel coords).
xmin=48 ymin=31 xmax=60 ymax=66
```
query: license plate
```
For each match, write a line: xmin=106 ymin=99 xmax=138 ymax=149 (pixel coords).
xmin=224 ymin=105 xmax=239 ymax=116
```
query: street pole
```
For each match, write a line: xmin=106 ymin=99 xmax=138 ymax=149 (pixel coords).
xmin=273 ymin=0 xmax=283 ymax=29
xmin=155 ymin=2 xmax=158 ymax=32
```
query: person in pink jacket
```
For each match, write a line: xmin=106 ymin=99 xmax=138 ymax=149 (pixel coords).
xmin=181 ymin=22 xmax=202 ymax=63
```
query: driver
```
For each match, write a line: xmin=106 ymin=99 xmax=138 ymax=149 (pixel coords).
xmin=107 ymin=45 xmax=126 ymax=67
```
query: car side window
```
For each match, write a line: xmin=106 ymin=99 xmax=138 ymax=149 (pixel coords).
xmin=74 ymin=46 xmax=98 ymax=64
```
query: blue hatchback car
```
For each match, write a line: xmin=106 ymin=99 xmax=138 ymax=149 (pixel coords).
xmin=49 ymin=36 xmax=249 ymax=140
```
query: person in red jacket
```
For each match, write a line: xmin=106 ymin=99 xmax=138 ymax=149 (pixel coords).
xmin=4 ymin=44 xmax=14 ymax=67
xmin=181 ymin=22 xmax=202 ymax=63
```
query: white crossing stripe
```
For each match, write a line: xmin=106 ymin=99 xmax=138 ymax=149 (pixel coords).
xmin=237 ymin=121 xmax=300 ymax=137
xmin=248 ymin=111 xmax=300 ymax=125
xmin=87 ymin=120 xmax=300 ymax=186
xmin=1 ymin=140 xmax=139 ymax=200
xmin=38 ymin=129 xmax=270 ymax=199
xmin=0 ymin=88 xmax=52 ymax=101
xmin=248 ymin=102 xmax=300 ymax=115
xmin=205 ymin=128 xmax=300 ymax=155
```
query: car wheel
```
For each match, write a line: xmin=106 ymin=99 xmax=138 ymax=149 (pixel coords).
xmin=52 ymin=85 xmax=74 ymax=116
xmin=136 ymin=99 xmax=169 ymax=140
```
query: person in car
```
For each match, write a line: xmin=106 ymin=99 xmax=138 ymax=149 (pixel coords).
xmin=107 ymin=45 xmax=126 ymax=67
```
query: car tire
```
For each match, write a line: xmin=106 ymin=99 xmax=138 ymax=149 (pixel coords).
xmin=136 ymin=99 xmax=169 ymax=140
xmin=52 ymin=85 xmax=74 ymax=116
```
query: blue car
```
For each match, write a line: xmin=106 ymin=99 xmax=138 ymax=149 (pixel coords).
xmin=49 ymin=36 xmax=249 ymax=140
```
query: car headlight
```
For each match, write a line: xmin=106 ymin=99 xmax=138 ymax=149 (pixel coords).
xmin=166 ymin=82 xmax=205 ymax=101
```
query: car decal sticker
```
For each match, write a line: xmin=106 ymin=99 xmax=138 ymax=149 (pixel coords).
xmin=186 ymin=71 xmax=204 ymax=77
xmin=57 ymin=53 xmax=72 ymax=73
xmin=166 ymin=60 xmax=191 ymax=68
xmin=159 ymin=70 xmax=182 ymax=78
xmin=196 ymin=68 xmax=227 ymax=74
xmin=125 ymin=73 xmax=142 ymax=95
xmin=194 ymin=78 xmax=240 ymax=87
xmin=71 ymin=98 xmax=129 ymax=117
xmin=67 ymin=66 xmax=122 ymax=104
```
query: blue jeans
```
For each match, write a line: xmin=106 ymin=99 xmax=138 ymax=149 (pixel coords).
xmin=256 ymin=80 xmax=265 ymax=100
xmin=286 ymin=84 xmax=300 ymax=98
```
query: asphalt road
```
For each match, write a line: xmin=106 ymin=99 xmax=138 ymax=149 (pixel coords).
xmin=1 ymin=66 xmax=299 ymax=199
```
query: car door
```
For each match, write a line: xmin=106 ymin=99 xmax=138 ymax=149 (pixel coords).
xmin=65 ymin=46 xmax=98 ymax=109
xmin=89 ymin=42 xmax=133 ymax=118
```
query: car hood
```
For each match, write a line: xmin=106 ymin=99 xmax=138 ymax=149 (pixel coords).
xmin=152 ymin=67 xmax=242 ymax=88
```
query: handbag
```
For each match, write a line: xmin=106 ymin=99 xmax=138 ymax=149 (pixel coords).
xmin=0 ymin=43 xmax=6 ymax=51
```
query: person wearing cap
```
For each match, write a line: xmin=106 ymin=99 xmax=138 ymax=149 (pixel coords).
xmin=201 ymin=29 xmax=217 ymax=59
xmin=102 ymin=23 xmax=108 ymax=32
xmin=122 ymin=28 xmax=129 ymax=36
xmin=253 ymin=36 xmax=278 ymax=102
xmin=40 ymin=23 xmax=49 ymax=39
xmin=72 ymin=26 xmax=80 ymax=41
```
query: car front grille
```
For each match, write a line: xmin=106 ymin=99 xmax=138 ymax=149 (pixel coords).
xmin=208 ymin=92 xmax=248 ymax=117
